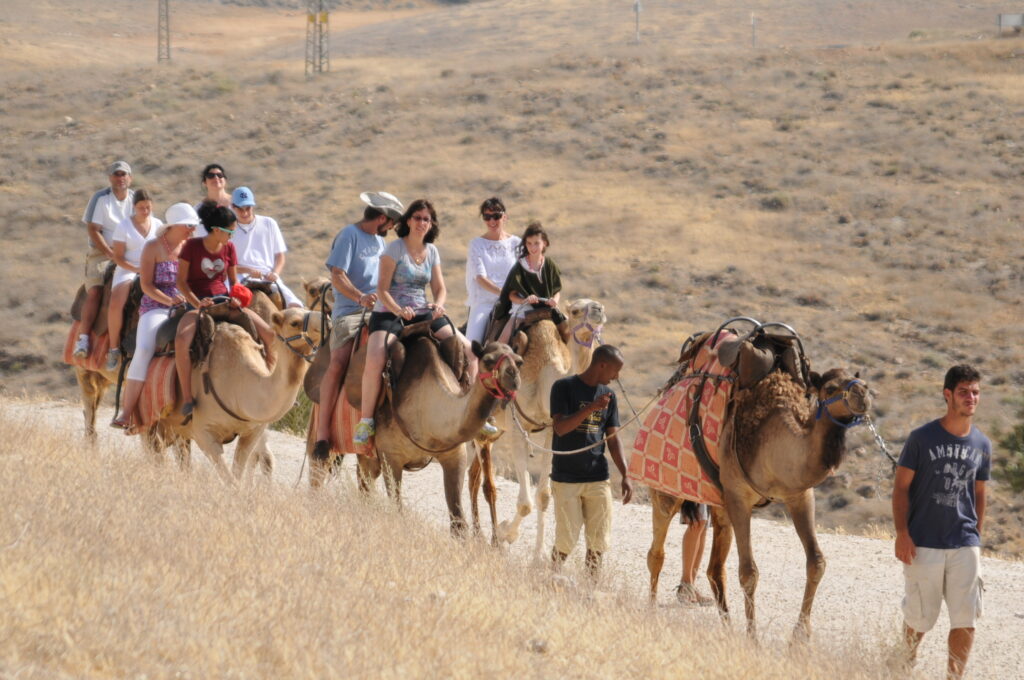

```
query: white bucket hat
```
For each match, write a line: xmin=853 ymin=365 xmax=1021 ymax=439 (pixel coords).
xmin=360 ymin=191 xmax=405 ymax=221
xmin=156 ymin=203 xmax=201 ymax=238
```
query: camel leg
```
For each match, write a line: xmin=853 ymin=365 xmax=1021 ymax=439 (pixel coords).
xmin=76 ymin=369 xmax=107 ymax=442
xmin=786 ymin=489 xmax=825 ymax=641
xmin=233 ymin=430 xmax=269 ymax=483
xmin=481 ymin=441 xmax=500 ymax=547
xmin=725 ymin=492 xmax=758 ymax=636
xmin=440 ymin=450 xmax=468 ymax=537
xmin=646 ymin=490 xmax=681 ymax=604
xmin=191 ymin=428 xmax=236 ymax=485
xmin=496 ymin=439 xmax=533 ymax=545
xmin=707 ymin=506 xmax=733 ymax=617
xmin=469 ymin=443 xmax=483 ymax=537
xmin=255 ymin=430 xmax=274 ymax=479
xmin=356 ymin=454 xmax=381 ymax=494
xmin=380 ymin=455 xmax=403 ymax=508
xmin=172 ymin=433 xmax=192 ymax=471
xmin=532 ymin=450 xmax=553 ymax=563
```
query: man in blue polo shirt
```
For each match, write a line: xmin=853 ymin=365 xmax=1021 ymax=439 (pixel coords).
xmin=892 ymin=364 xmax=991 ymax=680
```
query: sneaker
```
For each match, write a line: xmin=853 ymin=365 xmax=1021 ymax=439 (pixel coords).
xmin=675 ymin=582 xmax=714 ymax=607
xmin=105 ymin=348 xmax=121 ymax=371
xmin=73 ymin=335 xmax=90 ymax=359
xmin=353 ymin=419 xmax=375 ymax=446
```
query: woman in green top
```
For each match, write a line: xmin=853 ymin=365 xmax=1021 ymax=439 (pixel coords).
xmin=493 ymin=221 xmax=564 ymax=343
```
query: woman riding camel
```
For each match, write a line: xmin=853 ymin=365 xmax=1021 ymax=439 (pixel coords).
xmin=110 ymin=203 xmax=196 ymax=430
xmin=492 ymin=221 xmax=564 ymax=344
xmin=173 ymin=203 xmax=275 ymax=423
xmin=194 ymin=163 xmax=231 ymax=235
xmin=106 ymin=189 xmax=163 ymax=371
xmin=464 ymin=196 xmax=520 ymax=344
xmin=353 ymin=198 xmax=493 ymax=446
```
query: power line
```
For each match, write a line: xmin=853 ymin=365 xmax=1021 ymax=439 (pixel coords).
xmin=158 ymin=0 xmax=171 ymax=63
xmin=305 ymin=0 xmax=330 ymax=77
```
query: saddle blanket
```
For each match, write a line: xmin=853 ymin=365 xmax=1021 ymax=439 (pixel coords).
xmin=63 ymin=321 xmax=111 ymax=372
xmin=314 ymin=385 xmax=374 ymax=458
xmin=627 ymin=332 xmax=735 ymax=507
xmin=137 ymin=356 xmax=178 ymax=429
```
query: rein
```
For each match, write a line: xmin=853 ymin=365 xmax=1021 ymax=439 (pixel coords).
xmin=277 ymin=310 xmax=322 ymax=363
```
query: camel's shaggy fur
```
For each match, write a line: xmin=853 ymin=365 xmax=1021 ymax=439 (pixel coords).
xmin=732 ymin=371 xmax=813 ymax=452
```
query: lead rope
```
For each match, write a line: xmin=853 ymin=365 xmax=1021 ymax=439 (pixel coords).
xmin=866 ymin=414 xmax=899 ymax=497
xmin=509 ymin=388 xmax=661 ymax=455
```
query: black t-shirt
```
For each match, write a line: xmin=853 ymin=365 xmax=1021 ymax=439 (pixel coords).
xmin=549 ymin=375 xmax=620 ymax=483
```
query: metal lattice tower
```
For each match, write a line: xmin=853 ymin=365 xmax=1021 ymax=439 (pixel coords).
xmin=157 ymin=0 xmax=171 ymax=62
xmin=305 ymin=0 xmax=329 ymax=77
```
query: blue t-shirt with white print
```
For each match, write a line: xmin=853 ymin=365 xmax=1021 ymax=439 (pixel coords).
xmin=897 ymin=419 xmax=991 ymax=549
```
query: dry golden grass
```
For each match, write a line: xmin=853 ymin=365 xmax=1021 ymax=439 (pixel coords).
xmin=0 ymin=399 xmax=904 ymax=679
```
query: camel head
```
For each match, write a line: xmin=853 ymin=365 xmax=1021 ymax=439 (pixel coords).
xmin=473 ymin=341 xmax=523 ymax=401
xmin=567 ymin=298 xmax=607 ymax=348
xmin=303 ymin=277 xmax=334 ymax=311
xmin=272 ymin=308 xmax=326 ymax=360
xmin=810 ymin=368 xmax=872 ymax=427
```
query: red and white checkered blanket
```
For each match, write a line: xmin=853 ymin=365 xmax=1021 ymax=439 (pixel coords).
xmin=627 ymin=331 xmax=736 ymax=507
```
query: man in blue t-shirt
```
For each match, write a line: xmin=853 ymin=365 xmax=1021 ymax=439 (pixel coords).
xmin=312 ymin=192 xmax=404 ymax=462
xmin=892 ymin=364 xmax=990 ymax=679
xmin=549 ymin=344 xmax=633 ymax=578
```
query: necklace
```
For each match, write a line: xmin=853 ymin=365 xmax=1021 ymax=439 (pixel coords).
xmin=161 ymin=235 xmax=179 ymax=258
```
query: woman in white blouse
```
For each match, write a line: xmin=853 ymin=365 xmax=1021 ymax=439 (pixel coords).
xmin=106 ymin=189 xmax=162 ymax=371
xmin=464 ymin=197 xmax=520 ymax=343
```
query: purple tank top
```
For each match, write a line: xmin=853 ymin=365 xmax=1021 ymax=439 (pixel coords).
xmin=139 ymin=260 xmax=180 ymax=316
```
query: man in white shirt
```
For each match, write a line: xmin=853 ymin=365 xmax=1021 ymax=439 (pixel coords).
xmin=74 ymin=161 xmax=135 ymax=358
xmin=229 ymin=186 xmax=302 ymax=309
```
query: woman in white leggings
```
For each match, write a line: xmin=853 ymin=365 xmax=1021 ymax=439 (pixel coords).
xmin=111 ymin=204 xmax=198 ymax=430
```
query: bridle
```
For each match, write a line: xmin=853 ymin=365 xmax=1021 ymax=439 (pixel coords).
xmin=815 ymin=379 xmax=868 ymax=428
xmin=570 ymin=305 xmax=605 ymax=348
xmin=478 ymin=353 xmax=517 ymax=401
xmin=277 ymin=311 xmax=323 ymax=363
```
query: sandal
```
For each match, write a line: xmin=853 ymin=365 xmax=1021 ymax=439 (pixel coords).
xmin=180 ymin=401 xmax=194 ymax=425
xmin=110 ymin=415 xmax=130 ymax=430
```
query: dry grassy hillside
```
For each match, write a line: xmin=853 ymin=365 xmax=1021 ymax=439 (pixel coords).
xmin=1 ymin=0 xmax=1022 ymax=552
xmin=0 ymin=400 xmax=909 ymax=679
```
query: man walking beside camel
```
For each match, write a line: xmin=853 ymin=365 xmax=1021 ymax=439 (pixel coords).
xmin=550 ymin=344 xmax=632 ymax=578
xmin=892 ymin=364 xmax=990 ymax=680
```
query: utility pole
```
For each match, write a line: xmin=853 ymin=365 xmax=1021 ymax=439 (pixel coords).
xmin=634 ymin=0 xmax=642 ymax=45
xmin=751 ymin=12 xmax=757 ymax=49
xmin=158 ymin=0 xmax=171 ymax=63
xmin=305 ymin=0 xmax=330 ymax=77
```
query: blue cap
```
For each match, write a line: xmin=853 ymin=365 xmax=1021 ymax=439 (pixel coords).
xmin=231 ymin=186 xmax=256 ymax=207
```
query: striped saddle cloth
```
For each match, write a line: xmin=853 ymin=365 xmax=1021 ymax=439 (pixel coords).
xmin=62 ymin=321 xmax=111 ymax=372
xmin=312 ymin=384 xmax=374 ymax=458
xmin=627 ymin=330 xmax=737 ymax=507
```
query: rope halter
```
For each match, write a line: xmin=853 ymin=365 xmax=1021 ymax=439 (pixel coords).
xmin=570 ymin=304 xmax=606 ymax=348
xmin=478 ymin=352 xmax=517 ymax=401
xmin=277 ymin=311 xmax=323 ymax=363
xmin=815 ymin=378 xmax=869 ymax=429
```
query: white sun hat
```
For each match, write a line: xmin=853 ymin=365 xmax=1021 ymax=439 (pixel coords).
xmin=359 ymin=191 xmax=405 ymax=221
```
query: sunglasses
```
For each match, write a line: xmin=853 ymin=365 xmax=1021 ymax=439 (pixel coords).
xmin=482 ymin=212 xmax=504 ymax=221
xmin=112 ymin=171 xmax=129 ymax=177
xmin=205 ymin=172 xmax=225 ymax=179
xmin=213 ymin=226 xmax=235 ymax=235
xmin=410 ymin=215 xmax=433 ymax=223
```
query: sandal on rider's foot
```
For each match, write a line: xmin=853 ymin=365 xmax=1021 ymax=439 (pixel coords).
xmin=110 ymin=415 xmax=130 ymax=430
xmin=180 ymin=401 xmax=194 ymax=425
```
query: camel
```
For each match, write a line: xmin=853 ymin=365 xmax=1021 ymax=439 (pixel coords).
xmin=468 ymin=298 xmax=606 ymax=552
xmin=144 ymin=300 xmax=324 ymax=482
xmin=645 ymin=367 xmax=872 ymax=639
xmin=312 ymin=334 xmax=522 ymax=534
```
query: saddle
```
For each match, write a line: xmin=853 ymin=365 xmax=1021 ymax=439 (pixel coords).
xmin=152 ymin=300 xmax=261 ymax=364
xmin=712 ymin=328 xmax=809 ymax=390
xmin=342 ymin=320 xmax=468 ymax=412
xmin=243 ymin=279 xmax=285 ymax=311
xmin=488 ymin=307 xmax=569 ymax=356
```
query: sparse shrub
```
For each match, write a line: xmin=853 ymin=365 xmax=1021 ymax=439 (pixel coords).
xmin=760 ymin=193 xmax=791 ymax=211
xmin=273 ymin=392 xmax=312 ymax=436
xmin=996 ymin=403 xmax=1024 ymax=493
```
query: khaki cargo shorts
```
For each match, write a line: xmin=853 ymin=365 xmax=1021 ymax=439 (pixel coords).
xmin=328 ymin=311 xmax=366 ymax=352
xmin=902 ymin=546 xmax=983 ymax=632
xmin=552 ymin=479 xmax=612 ymax=556
xmin=83 ymin=247 xmax=110 ymax=289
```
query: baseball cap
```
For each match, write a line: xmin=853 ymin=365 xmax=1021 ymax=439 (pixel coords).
xmin=108 ymin=160 xmax=132 ymax=175
xmin=232 ymin=186 xmax=256 ymax=207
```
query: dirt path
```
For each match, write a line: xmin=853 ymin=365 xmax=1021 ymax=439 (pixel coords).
xmin=21 ymin=398 xmax=1024 ymax=679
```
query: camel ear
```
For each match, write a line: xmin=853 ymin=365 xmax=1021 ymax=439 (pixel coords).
xmin=809 ymin=371 xmax=824 ymax=389
xmin=471 ymin=340 xmax=485 ymax=359
xmin=271 ymin=310 xmax=283 ymax=326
